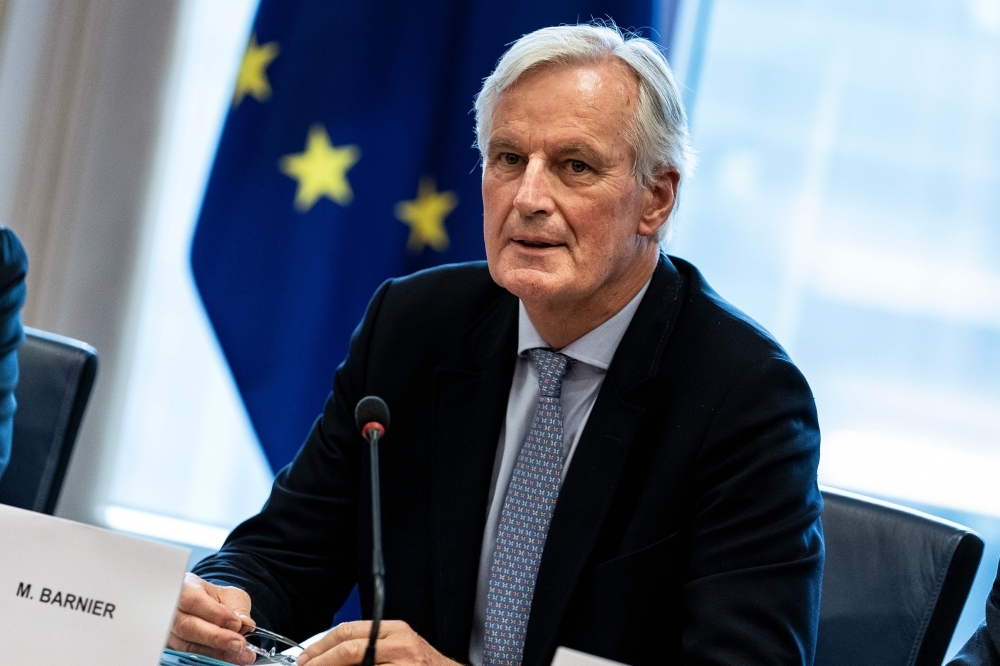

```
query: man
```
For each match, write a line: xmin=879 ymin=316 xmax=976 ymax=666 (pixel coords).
xmin=949 ymin=564 xmax=1000 ymax=665
xmin=169 ymin=24 xmax=824 ymax=666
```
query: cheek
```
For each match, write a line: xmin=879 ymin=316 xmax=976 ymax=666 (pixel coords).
xmin=567 ymin=194 xmax=621 ymax=245
xmin=481 ymin=178 xmax=507 ymax=252
xmin=482 ymin=174 xmax=498 ymax=216
xmin=601 ymin=185 xmax=646 ymax=246
xmin=612 ymin=181 xmax=647 ymax=222
xmin=482 ymin=174 xmax=515 ymax=228
xmin=568 ymin=185 xmax=644 ymax=259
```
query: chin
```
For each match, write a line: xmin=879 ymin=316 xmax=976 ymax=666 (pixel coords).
xmin=491 ymin=264 xmax=569 ymax=303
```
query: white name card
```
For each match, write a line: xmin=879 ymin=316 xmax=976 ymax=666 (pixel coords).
xmin=551 ymin=647 xmax=628 ymax=666
xmin=0 ymin=503 xmax=189 ymax=666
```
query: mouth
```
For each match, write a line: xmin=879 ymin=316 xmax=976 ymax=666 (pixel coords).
xmin=513 ymin=238 xmax=563 ymax=249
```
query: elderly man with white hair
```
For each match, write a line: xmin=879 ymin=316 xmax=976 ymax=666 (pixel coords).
xmin=170 ymin=23 xmax=824 ymax=666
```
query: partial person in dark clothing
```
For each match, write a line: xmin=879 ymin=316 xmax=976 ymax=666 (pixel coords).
xmin=950 ymin=564 xmax=1000 ymax=665
xmin=0 ymin=227 xmax=28 ymax=480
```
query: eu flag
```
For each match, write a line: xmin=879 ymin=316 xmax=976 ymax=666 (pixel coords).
xmin=191 ymin=0 xmax=658 ymax=472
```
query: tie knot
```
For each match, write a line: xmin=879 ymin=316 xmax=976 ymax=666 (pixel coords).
xmin=529 ymin=348 xmax=569 ymax=397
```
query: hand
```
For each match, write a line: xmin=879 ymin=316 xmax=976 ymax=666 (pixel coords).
xmin=297 ymin=620 xmax=460 ymax=666
xmin=167 ymin=572 xmax=257 ymax=665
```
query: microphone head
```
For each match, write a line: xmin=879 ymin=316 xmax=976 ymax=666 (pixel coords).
xmin=355 ymin=396 xmax=390 ymax=435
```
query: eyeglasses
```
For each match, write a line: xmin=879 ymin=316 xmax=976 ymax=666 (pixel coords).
xmin=243 ymin=627 xmax=305 ymax=665
xmin=161 ymin=627 xmax=305 ymax=666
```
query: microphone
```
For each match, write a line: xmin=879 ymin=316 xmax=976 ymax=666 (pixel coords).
xmin=355 ymin=396 xmax=390 ymax=666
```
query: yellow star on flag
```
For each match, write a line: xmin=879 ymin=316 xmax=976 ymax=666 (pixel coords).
xmin=394 ymin=178 xmax=458 ymax=253
xmin=233 ymin=33 xmax=279 ymax=106
xmin=279 ymin=125 xmax=361 ymax=212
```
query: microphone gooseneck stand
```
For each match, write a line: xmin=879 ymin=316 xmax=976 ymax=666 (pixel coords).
xmin=355 ymin=395 xmax=390 ymax=666
xmin=362 ymin=424 xmax=385 ymax=666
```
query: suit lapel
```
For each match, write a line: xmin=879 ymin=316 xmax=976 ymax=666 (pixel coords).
xmin=523 ymin=255 xmax=687 ymax=665
xmin=430 ymin=291 xmax=518 ymax=658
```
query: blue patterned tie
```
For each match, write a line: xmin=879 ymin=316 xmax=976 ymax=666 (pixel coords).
xmin=483 ymin=348 xmax=570 ymax=666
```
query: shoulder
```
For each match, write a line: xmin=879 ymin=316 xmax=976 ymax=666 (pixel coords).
xmin=362 ymin=261 xmax=511 ymax=355
xmin=668 ymin=255 xmax=793 ymax=377
xmin=385 ymin=260 xmax=497 ymax=298
xmin=0 ymin=227 xmax=27 ymax=317
xmin=0 ymin=228 xmax=26 ymax=355
xmin=377 ymin=261 xmax=505 ymax=322
xmin=0 ymin=227 xmax=27 ymax=289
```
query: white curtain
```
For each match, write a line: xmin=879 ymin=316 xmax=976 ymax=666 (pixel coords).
xmin=0 ymin=0 xmax=181 ymax=523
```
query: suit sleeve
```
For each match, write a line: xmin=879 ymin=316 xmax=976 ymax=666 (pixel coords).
xmin=192 ymin=278 xmax=393 ymax=640
xmin=948 ymin=563 xmax=1000 ymax=666
xmin=683 ymin=355 xmax=824 ymax=666
xmin=0 ymin=228 xmax=27 ymax=479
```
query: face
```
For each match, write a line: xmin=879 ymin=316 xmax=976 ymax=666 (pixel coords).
xmin=482 ymin=61 xmax=676 ymax=312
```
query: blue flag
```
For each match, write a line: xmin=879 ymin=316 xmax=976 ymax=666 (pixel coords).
xmin=191 ymin=0 xmax=659 ymax=472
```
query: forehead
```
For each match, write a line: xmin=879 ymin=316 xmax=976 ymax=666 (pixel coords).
xmin=490 ymin=60 xmax=638 ymax=151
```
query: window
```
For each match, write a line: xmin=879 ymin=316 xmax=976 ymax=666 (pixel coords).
xmin=669 ymin=0 xmax=1000 ymax=654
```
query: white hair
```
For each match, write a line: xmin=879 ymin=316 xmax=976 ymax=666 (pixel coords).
xmin=474 ymin=22 xmax=696 ymax=236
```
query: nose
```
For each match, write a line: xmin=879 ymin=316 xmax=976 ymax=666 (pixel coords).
xmin=512 ymin=157 xmax=555 ymax=218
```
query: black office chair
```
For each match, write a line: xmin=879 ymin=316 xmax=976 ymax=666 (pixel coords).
xmin=0 ymin=327 xmax=97 ymax=514
xmin=817 ymin=487 xmax=984 ymax=666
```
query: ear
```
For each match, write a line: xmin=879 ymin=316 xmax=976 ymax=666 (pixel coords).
xmin=637 ymin=167 xmax=680 ymax=238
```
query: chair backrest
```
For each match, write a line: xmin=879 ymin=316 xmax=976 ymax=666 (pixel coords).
xmin=817 ymin=487 xmax=984 ymax=666
xmin=0 ymin=327 xmax=97 ymax=514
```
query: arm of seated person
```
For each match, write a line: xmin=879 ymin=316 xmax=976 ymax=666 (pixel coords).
xmin=948 ymin=562 xmax=1000 ymax=665
xmin=167 ymin=572 xmax=257 ymax=665
xmin=682 ymin=355 xmax=825 ymax=663
xmin=0 ymin=226 xmax=26 ymax=479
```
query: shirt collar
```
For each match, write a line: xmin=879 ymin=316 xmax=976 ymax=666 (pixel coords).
xmin=517 ymin=277 xmax=652 ymax=370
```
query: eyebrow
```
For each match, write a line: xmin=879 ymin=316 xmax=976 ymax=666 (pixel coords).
xmin=487 ymin=138 xmax=608 ymax=167
xmin=551 ymin=143 xmax=606 ymax=167
xmin=487 ymin=138 xmax=522 ymax=155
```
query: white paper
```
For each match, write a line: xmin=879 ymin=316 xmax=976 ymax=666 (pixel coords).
xmin=550 ymin=646 xmax=628 ymax=666
xmin=0 ymin=503 xmax=189 ymax=666
xmin=279 ymin=628 xmax=330 ymax=657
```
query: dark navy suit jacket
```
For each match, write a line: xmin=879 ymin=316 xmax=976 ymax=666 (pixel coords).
xmin=0 ymin=227 xmax=27 ymax=480
xmin=950 ymin=563 xmax=1000 ymax=665
xmin=194 ymin=255 xmax=824 ymax=665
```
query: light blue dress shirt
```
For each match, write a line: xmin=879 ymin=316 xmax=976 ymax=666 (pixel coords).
xmin=468 ymin=279 xmax=651 ymax=665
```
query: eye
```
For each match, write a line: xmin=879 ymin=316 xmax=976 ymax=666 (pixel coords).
xmin=570 ymin=160 xmax=589 ymax=173
xmin=502 ymin=153 xmax=519 ymax=165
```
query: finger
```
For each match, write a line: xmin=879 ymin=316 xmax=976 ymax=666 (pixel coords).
xmin=367 ymin=632 xmax=429 ymax=664
xmin=172 ymin=609 xmax=247 ymax=653
xmin=235 ymin=611 xmax=256 ymax=634
xmin=299 ymin=637 xmax=370 ymax=666
xmin=298 ymin=622 xmax=415 ymax=666
xmin=300 ymin=620 xmax=369 ymax=657
xmin=178 ymin=585 xmax=243 ymax=632
xmin=214 ymin=587 xmax=255 ymax=633
xmin=377 ymin=620 xmax=411 ymax=637
xmin=168 ymin=634 xmax=256 ymax=665
xmin=331 ymin=620 xmax=378 ymax=641
xmin=321 ymin=635 xmax=427 ymax=666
